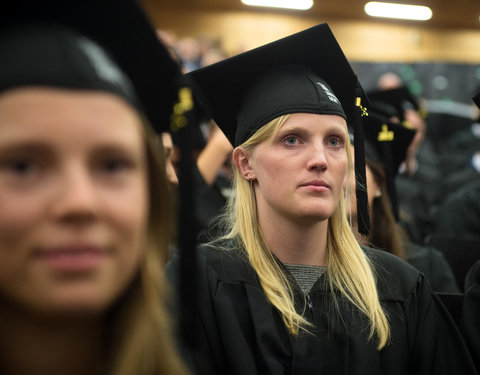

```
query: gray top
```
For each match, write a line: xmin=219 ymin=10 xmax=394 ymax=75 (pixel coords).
xmin=284 ymin=263 xmax=327 ymax=294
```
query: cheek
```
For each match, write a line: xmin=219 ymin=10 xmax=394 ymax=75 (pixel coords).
xmin=0 ymin=187 xmax=46 ymax=250
xmin=102 ymin=176 xmax=149 ymax=251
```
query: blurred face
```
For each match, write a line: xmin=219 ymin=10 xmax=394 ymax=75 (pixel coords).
xmin=238 ymin=113 xmax=348 ymax=224
xmin=161 ymin=132 xmax=178 ymax=187
xmin=0 ymin=88 xmax=149 ymax=316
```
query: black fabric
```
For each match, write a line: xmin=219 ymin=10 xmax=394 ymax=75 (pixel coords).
xmin=367 ymin=86 xmax=420 ymax=123
xmin=425 ymin=235 xmax=480 ymax=292
xmin=235 ymin=66 xmax=346 ymax=146
xmin=433 ymin=180 xmax=480 ymax=242
xmin=1 ymin=0 xmax=182 ymax=133
xmin=166 ymin=242 xmax=477 ymax=375
xmin=363 ymin=113 xmax=416 ymax=221
xmin=364 ymin=114 xmax=416 ymax=179
xmin=462 ymin=260 xmax=480 ymax=372
xmin=405 ymin=241 xmax=460 ymax=293
xmin=187 ymin=23 xmax=366 ymax=148
xmin=0 ymin=25 xmax=140 ymax=111
xmin=192 ymin=163 xmax=228 ymax=241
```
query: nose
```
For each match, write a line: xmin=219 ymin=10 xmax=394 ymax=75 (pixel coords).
xmin=50 ymin=164 xmax=98 ymax=225
xmin=306 ymin=142 xmax=328 ymax=172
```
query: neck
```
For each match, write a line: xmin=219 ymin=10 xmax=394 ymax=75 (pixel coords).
xmin=0 ymin=301 xmax=105 ymax=375
xmin=257 ymin=208 xmax=329 ymax=266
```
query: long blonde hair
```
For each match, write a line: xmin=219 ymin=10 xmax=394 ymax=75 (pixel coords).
xmin=106 ymin=120 xmax=187 ymax=375
xmin=217 ymin=114 xmax=390 ymax=350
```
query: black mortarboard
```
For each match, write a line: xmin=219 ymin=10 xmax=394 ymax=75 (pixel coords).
xmin=1 ymin=0 xmax=183 ymax=133
xmin=367 ymin=86 xmax=420 ymax=124
xmin=188 ymin=23 xmax=371 ymax=235
xmin=363 ymin=112 xmax=416 ymax=220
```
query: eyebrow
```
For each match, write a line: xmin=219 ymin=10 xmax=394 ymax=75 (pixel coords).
xmin=0 ymin=141 xmax=143 ymax=159
xmin=0 ymin=141 xmax=53 ymax=156
xmin=279 ymin=123 xmax=347 ymax=135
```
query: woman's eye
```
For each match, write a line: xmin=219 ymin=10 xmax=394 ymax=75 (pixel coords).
xmin=328 ymin=137 xmax=343 ymax=147
xmin=283 ymin=136 xmax=298 ymax=145
xmin=100 ymin=159 xmax=133 ymax=173
xmin=4 ymin=159 xmax=36 ymax=176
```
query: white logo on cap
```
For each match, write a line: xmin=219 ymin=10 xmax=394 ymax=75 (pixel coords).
xmin=77 ymin=37 xmax=134 ymax=95
xmin=317 ymin=82 xmax=340 ymax=104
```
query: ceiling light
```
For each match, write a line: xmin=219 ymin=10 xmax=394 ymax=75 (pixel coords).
xmin=364 ymin=2 xmax=432 ymax=21
xmin=241 ymin=0 xmax=313 ymax=11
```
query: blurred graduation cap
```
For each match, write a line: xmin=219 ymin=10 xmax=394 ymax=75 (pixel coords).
xmin=1 ymin=0 xmax=198 ymax=349
xmin=367 ymin=86 xmax=421 ymax=124
xmin=1 ymin=0 xmax=184 ymax=134
xmin=188 ymin=23 xmax=372 ymax=235
xmin=363 ymin=111 xmax=416 ymax=220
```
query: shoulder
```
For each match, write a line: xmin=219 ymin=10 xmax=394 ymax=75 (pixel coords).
xmin=362 ymin=246 xmax=423 ymax=301
xmin=167 ymin=239 xmax=259 ymax=286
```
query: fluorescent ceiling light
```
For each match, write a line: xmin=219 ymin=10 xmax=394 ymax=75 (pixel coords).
xmin=364 ymin=2 xmax=432 ymax=21
xmin=241 ymin=0 xmax=313 ymax=11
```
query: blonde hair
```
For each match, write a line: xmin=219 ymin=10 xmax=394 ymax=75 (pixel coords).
xmin=217 ymin=114 xmax=390 ymax=350
xmin=106 ymin=120 xmax=187 ymax=375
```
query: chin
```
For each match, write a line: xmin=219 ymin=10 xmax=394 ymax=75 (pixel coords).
xmin=26 ymin=285 xmax=125 ymax=318
xmin=295 ymin=204 xmax=337 ymax=222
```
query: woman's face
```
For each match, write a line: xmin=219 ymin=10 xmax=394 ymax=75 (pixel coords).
xmin=242 ymin=113 xmax=349 ymax=224
xmin=0 ymin=87 xmax=149 ymax=315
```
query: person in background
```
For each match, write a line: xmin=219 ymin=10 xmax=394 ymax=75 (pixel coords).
xmin=0 ymin=1 xmax=188 ymax=374
xmin=368 ymin=82 xmax=434 ymax=244
xmin=348 ymin=114 xmax=460 ymax=293
xmin=432 ymin=92 xmax=480 ymax=241
xmin=167 ymin=24 xmax=476 ymax=375
xmin=176 ymin=37 xmax=201 ymax=73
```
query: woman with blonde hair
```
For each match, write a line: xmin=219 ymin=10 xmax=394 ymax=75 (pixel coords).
xmin=167 ymin=24 xmax=476 ymax=374
xmin=0 ymin=1 xmax=188 ymax=374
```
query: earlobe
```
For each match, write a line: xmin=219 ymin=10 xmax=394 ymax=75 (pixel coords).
xmin=232 ymin=147 xmax=255 ymax=180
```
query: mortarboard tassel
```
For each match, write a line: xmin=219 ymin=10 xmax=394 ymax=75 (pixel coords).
xmin=353 ymin=86 xmax=370 ymax=236
xmin=170 ymin=78 xmax=198 ymax=350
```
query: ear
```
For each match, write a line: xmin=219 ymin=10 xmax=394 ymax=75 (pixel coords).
xmin=232 ymin=146 xmax=255 ymax=180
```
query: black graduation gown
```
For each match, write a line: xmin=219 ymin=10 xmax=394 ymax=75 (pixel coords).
xmin=405 ymin=241 xmax=460 ymax=293
xmin=462 ymin=260 xmax=480 ymax=371
xmin=166 ymin=243 xmax=477 ymax=375
xmin=433 ymin=179 xmax=480 ymax=240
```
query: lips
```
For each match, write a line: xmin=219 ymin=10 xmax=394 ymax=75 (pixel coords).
xmin=298 ymin=179 xmax=331 ymax=193
xmin=34 ymin=245 xmax=110 ymax=272
xmin=299 ymin=180 xmax=330 ymax=188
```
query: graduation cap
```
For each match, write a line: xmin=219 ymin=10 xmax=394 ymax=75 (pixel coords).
xmin=188 ymin=23 xmax=371 ymax=235
xmin=367 ymin=86 xmax=420 ymax=124
xmin=0 ymin=0 xmax=183 ymax=134
xmin=1 ymin=0 xmax=198 ymax=350
xmin=363 ymin=112 xmax=416 ymax=220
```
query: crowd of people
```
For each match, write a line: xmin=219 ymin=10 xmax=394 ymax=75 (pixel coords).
xmin=0 ymin=1 xmax=478 ymax=374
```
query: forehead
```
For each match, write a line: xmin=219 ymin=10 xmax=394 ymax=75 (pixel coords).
xmin=278 ymin=113 xmax=347 ymax=132
xmin=0 ymin=87 xmax=142 ymax=137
